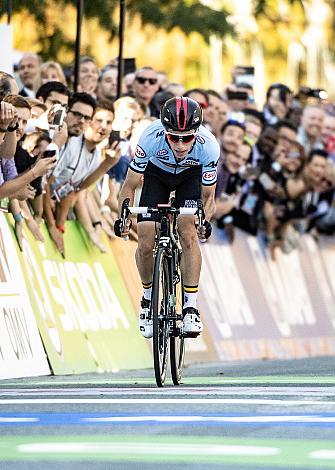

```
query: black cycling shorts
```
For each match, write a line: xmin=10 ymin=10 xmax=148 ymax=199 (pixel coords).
xmin=138 ymin=161 xmax=202 ymax=222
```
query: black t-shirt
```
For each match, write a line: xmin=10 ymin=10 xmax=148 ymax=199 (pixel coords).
xmin=14 ymin=146 xmax=43 ymax=196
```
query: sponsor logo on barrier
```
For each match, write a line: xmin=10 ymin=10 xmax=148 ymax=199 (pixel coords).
xmin=13 ymin=220 xmax=151 ymax=374
xmin=247 ymin=236 xmax=316 ymax=336
xmin=199 ymin=242 xmax=255 ymax=341
xmin=194 ymin=228 xmax=335 ymax=362
xmin=21 ymin=240 xmax=130 ymax=357
xmin=0 ymin=214 xmax=50 ymax=378
xmin=2 ymin=307 xmax=33 ymax=360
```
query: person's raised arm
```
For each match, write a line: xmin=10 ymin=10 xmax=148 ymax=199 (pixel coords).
xmin=0 ymin=102 xmax=18 ymax=158
xmin=0 ymin=156 xmax=55 ymax=199
xmin=79 ymin=146 xmax=121 ymax=191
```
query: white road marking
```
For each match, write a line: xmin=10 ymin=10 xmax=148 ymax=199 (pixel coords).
xmin=17 ymin=442 xmax=280 ymax=457
xmin=0 ymin=398 xmax=333 ymax=405
xmin=0 ymin=386 xmax=334 ymax=397
xmin=0 ymin=417 xmax=38 ymax=422
xmin=83 ymin=415 xmax=335 ymax=423
xmin=309 ymin=450 xmax=335 ymax=460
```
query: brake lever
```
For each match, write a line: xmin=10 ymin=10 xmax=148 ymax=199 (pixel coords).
xmin=121 ymin=198 xmax=130 ymax=241
xmin=196 ymin=199 xmax=205 ymax=241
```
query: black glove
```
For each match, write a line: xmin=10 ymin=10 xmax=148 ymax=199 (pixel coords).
xmin=203 ymin=220 xmax=212 ymax=239
xmin=114 ymin=219 xmax=123 ymax=237
xmin=114 ymin=218 xmax=132 ymax=237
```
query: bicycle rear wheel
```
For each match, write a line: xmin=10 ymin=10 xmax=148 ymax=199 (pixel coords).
xmin=151 ymin=247 xmax=170 ymax=387
xmin=170 ymin=258 xmax=185 ymax=385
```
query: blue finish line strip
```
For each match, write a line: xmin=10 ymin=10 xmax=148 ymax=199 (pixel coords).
xmin=1 ymin=412 xmax=335 ymax=427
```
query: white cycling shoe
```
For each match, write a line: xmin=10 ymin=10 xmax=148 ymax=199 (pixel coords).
xmin=139 ymin=297 xmax=153 ymax=339
xmin=182 ymin=307 xmax=203 ymax=336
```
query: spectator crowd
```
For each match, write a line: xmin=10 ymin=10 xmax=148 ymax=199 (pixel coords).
xmin=1 ymin=52 xmax=335 ymax=260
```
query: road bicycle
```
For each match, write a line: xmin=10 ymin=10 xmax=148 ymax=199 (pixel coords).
xmin=120 ymin=199 xmax=204 ymax=387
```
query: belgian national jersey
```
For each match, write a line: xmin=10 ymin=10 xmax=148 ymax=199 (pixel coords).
xmin=130 ymin=120 xmax=220 ymax=186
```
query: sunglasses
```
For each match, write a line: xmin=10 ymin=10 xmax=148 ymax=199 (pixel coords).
xmin=69 ymin=110 xmax=92 ymax=122
xmin=135 ymin=77 xmax=158 ymax=85
xmin=166 ymin=133 xmax=196 ymax=143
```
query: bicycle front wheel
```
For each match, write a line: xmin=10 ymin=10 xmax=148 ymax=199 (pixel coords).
xmin=151 ymin=247 xmax=170 ymax=387
xmin=170 ymin=258 xmax=185 ymax=385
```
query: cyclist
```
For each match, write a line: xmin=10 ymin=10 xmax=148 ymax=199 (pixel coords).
xmin=114 ymin=97 xmax=220 ymax=338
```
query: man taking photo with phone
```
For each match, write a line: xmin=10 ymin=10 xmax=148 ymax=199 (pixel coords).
xmin=43 ymin=101 xmax=121 ymax=255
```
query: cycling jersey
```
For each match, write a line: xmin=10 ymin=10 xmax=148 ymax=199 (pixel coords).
xmin=130 ymin=120 xmax=220 ymax=186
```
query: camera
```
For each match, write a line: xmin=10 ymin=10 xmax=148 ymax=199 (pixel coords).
xmin=52 ymin=181 xmax=75 ymax=202
xmin=298 ymin=87 xmax=328 ymax=101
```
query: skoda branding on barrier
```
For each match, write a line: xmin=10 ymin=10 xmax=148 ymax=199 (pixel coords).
xmin=15 ymin=221 xmax=151 ymax=374
xmin=0 ymin=213 xmax=50 ymax=379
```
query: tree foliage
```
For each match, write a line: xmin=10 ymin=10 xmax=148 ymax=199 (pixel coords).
xmin=0 ymin=0 xmax=235 ymax=59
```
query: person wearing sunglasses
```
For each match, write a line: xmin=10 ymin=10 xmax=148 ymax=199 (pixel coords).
xmin=132 ymin=67 xmax=160 ymax=117
xmin=115 ymin=96 xmax=220 ymax=339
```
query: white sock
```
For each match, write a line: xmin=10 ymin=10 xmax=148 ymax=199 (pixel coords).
xmin=143 ymin=285 xmax=152 ymax=301
xmin=183 ymin=290 xmax=198 ymax=309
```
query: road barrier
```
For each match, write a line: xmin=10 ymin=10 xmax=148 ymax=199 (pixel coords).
xmin=0 ymin=213 xmax=334 ymax=378
xmin=189 ymin=228 xmax=335 ymax=363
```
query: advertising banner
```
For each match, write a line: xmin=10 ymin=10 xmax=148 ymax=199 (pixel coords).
xmin=111 ymin=238 xmax=143 ymax=310
xmin=10 ymin=218 xmax=151 ymax=375
xmin=0 ymin=213 xmax=50 ymax=379
xmin=193 ymin=227 xmax=335 ymax=362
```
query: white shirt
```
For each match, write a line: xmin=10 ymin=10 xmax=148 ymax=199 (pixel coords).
xmin=52 ymin=135 xmax=101 ymax=188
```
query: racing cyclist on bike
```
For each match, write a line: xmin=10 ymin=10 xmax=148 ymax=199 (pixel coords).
xmin=114 ymin=97 xmax=220 ymax=338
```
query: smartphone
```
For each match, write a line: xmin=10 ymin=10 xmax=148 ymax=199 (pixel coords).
xmin=109 ymin=130 xmax=122 ymax=145
xmin=234 ymin=66 xmax=255 ymax=88
xmin=226 ymin=90 xmax=249 ymax=101
xmin=43 ymin=149 xmax=57 ymax=159
xmin=259 ymin=173 xmax=276 ymax=191
xmin=51 ymin=105 xmax=66 ymax=128
xmin=124 ymin=58 xmax=136 ymax=76
xmin=241 ymin=165 xmax=260 ymax=180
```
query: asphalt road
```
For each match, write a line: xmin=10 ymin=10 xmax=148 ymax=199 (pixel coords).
xmin=0 ymin=356 xmax=335 ymax=469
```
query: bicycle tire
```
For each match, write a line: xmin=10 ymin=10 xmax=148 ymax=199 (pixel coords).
xmin=151 ymin=246 xmax=170 ymax=387
xmin=170 ymin=256 xmax=185 ymax=385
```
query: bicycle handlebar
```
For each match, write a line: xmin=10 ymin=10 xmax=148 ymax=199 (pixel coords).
xmin=126 ymin=206 xmax=198 ymax=215
xmin=120 ymin=198 xmax=206 ymax=240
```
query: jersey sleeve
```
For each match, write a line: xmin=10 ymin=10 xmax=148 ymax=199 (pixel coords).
xmin=201 ymin=137 xmax=220 ymax=186
xmin=129 ymin=126 xmax=152 ymax=174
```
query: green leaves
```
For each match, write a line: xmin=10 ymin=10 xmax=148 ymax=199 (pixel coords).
xmin=1 ymin=0 xmax=235 ymax=60
xmin=127 ymin=0 xmax=234 ymax=41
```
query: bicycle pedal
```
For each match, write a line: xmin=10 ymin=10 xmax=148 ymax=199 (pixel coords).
xmin=182 ymin=331 xmax=201 ymax=338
